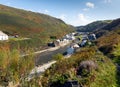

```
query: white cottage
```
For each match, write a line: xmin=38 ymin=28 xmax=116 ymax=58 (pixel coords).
xmin=0 ymin=31 xmax=8 ymax=40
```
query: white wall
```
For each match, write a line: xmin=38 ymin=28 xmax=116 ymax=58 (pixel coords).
xmin=0 ymin=35 xmax=8 ymax=40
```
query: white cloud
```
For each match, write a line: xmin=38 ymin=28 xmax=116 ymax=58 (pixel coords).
xmin=59 ymin=14 xmax=67 ymax=20
xmin=44 ymin=9 xmax=49 ymax=13
xmin=83 ymin=8 xmax=89 ymax=11
xmin=86 ymin=2 xmax=95 ymax=8
xmin=104 ymin=0 xmax=112 ymax=3
xmin=69 ymin=13 xmax=92 ymax=26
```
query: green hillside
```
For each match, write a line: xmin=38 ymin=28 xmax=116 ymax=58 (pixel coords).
xmin=76 ymin=20 xmax=112 ymax=32
xmin=0 ymin=4 xmax=74 ymax=39
xmin=0 ymin=4 xmax=74 ymax=50
xmin=40 ymin=18 xmax=120 ymax=87
xmin=96 ymin=18 xmax=120 ymax=59
xmin=29 ymin=47 xmax=118 ymax=87
xmin=95 ymin=18 xmax=120 ymax=86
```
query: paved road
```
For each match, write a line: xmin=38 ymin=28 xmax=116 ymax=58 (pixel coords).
xmin=35 ymin=45 xmax=69 ymax=66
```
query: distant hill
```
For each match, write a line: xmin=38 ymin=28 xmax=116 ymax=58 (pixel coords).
xmin=95 ymin=18 xmax=120 ymax=37
xmin=96 ymin=18 xmax=120 ymax=58
xmin=76 ymin=20 xmax=112 ymax=32
xmin=0 ymin=4 xmax=74 ymax=39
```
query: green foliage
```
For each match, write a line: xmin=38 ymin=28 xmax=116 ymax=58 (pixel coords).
xmin=0 ymin=4 xmax=74 ymax=40
xmin=113 ymin=44 xmax=120 ymax=57
xmin=40 ymin=47 xmax=117 ymax=87
xmin=50 ymin=73 xmax=69 ymax=84
xmin=76 ymin=20 xmax=111 ymax=32
xmin=52 ymin=53 xmax=63 ymax=61
xmin=0 ymin=4 xmax=75 ymax=52
xmin=0 ymin=45 xmax=35 ymax=86
xmin=112 ymin=44 xmax=120 ymax=65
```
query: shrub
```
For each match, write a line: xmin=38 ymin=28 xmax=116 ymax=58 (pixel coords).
xmin=0 ymin=45 xmax=35 ymax=86
xmin=52 ymin=53 xmax=63 ymax=61
xmin=77 ymin=60 xmax=98 ymax=77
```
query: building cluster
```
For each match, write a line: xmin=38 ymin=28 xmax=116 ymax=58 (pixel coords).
xmin=48 ymin=33 xmax=76 ymax=47
xmin=65 ymin=32 xmax=96 ymax=56
xmin=48 ymin=32 xmax=96 ymax=57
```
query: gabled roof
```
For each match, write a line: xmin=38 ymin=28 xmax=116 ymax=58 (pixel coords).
xmin=0 ymin=31 xmax=8 ymax=36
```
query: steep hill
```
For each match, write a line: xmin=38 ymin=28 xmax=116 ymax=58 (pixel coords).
xmin=95 ymin=18 xmax=120 ymax=37
xmin=0 ymin=4 xmax=74 ymax=39
xmin=76 ymin=20 xmax=112 ymax=32
xmin=39 ymin=47 xmax=117 ymax=87
xmin=96 ymin=18 xmax=120 ymax=68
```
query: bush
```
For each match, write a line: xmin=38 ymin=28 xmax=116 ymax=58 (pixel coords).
xmin=77 ymin=60 xmax=98 ymax=77
xmin=0 ymin=45 xmax=35 ymax=86
xmin=52 ymin=53 xmax=63 ymax=61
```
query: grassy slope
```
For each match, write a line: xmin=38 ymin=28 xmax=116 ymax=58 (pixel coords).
xmin=95 ymin=18 xmax=120 ymax=86
xmin=96 ymin=18 xmax=120 ymax=57
xmin=39 ymin=18 xmax=120 ymax=87
xmin=0 ymin=4 xmax=74 ymax=39
xmin=95 ymin=18 xmax=120 ymax=37
xmin=76 ymin=20 xmax=112 ymax=32
xmin=38 ymin=47 xmax=117 ymax=87
xmin=0 ymin=4 xmax=74 ymax=50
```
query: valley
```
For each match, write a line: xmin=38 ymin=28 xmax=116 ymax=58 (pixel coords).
xmin=0 ymin=3 xmax=120 ymax=87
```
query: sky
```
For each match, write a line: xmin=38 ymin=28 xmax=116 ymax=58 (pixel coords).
xmin=0 ymin=0 xmax=120 ymax=26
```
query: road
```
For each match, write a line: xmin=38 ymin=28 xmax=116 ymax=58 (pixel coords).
xmin=27 ymin=44 xmax=70 ymax=80
xmin=35 ymin=45 xmax=69 ymax=65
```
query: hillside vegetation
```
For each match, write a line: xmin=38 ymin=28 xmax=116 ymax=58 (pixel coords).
xmin=28 ymin=47 xmax=118 ymax=87
xmin=96 ymin=18 xmax=120 ymax=55
xmin=0 ymin=4 xmax=74 ymax=38
xmin=76 ymin=20 xmax=112 ymax=32
xmin=95 ymin=18 xmax=120 ymax=37
xmin=39 ymin=20 xmax=120 ymax=86
xmin=95 ymin=18 xmax=120 ymax=86
xmin=0 ymin=4 xmax=74 ymax=50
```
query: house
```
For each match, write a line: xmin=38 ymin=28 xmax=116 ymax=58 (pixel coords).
xmin=80 ymin=39 xmax=87 ymax=47
xmin=71 ymin=43 xmax=79 ymax=49
xmin=64 ymin=34 xmax=75 ymax=40
xmin=88 ymin=34 xmax=96 ymax=41
xmin=0 ymin=31 xmax=8 ymax=40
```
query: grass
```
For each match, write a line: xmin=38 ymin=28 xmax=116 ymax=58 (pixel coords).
xmin=96 ymin=27 xmax=120 ymax=87
xmin=0 ymin=4 xmax=74 ymax=39
xmin=37 ymin=47 xmax=118 ymax=87
xmin=0 ymin=4 xmax=74 ymax=52
xmin=0 ymin=45 xmax=35 ymax=86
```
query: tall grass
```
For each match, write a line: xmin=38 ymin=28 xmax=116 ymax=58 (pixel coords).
xmin=0 ymin=44 xmax=35 ymax=86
